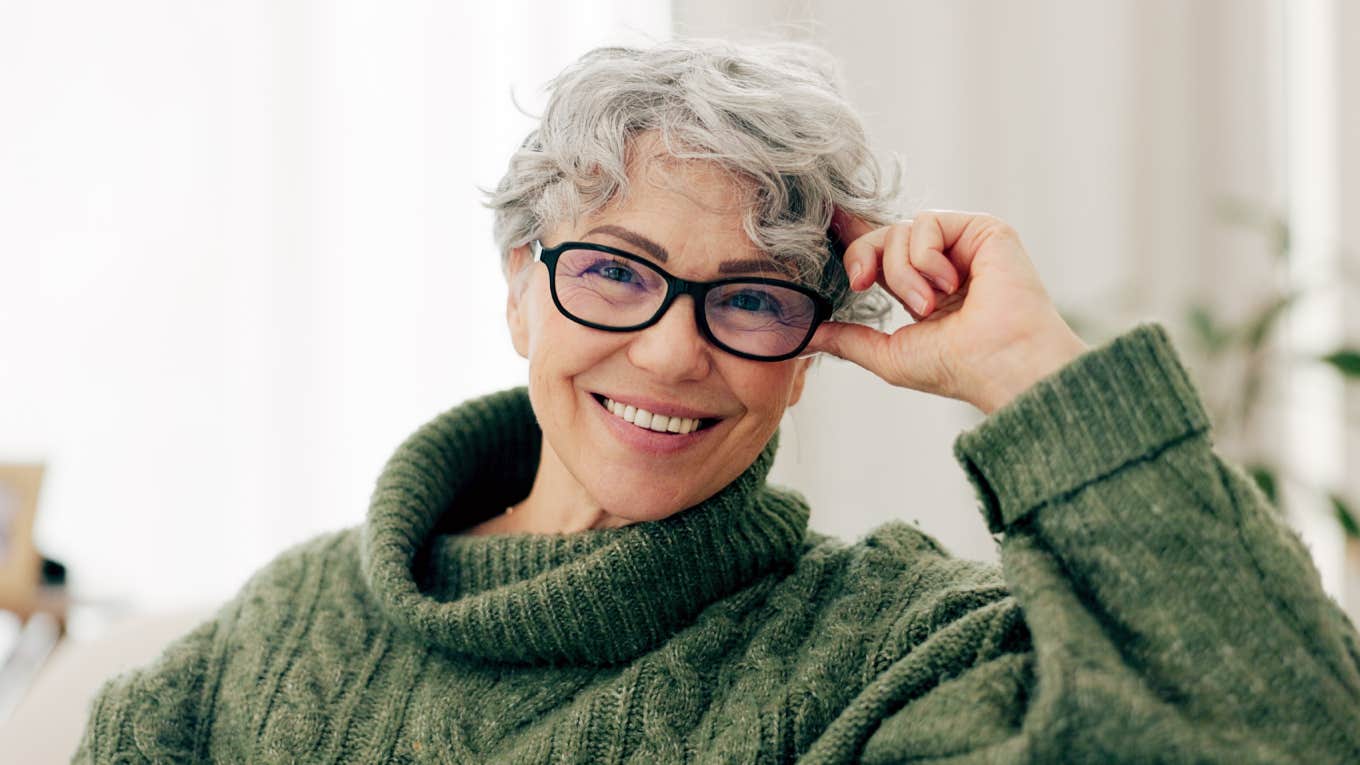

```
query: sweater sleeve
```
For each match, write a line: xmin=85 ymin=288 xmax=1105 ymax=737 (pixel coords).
xmin=71 ymin=616 xmax=221 ymax=764
xmin=863 ymin=322 xmax=1360 ymax=763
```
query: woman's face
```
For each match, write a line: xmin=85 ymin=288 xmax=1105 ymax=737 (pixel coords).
xmin=504 ymin=150 xmax=813 ymax=523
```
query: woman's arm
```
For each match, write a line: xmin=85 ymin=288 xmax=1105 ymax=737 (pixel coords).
xmin=72 ymin=617 xmax=220 ymax=764
xmin=948 ymin=322 xmax=1359 ymax=761
xmin=805 ymin=210 xmax=1360 ymax=762
xmin=806 ymin=324 xmax=1360 ymax=764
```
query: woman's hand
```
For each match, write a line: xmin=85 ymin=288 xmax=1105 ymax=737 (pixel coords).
xmin=804 ymin=209 xmax=1088 ymax=415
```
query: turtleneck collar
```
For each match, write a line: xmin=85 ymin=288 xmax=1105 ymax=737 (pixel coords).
xmin=359 ymin=387 xmax=810 ymax=666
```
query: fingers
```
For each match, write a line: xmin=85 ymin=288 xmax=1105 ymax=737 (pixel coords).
xmin=907 ymin=220 xmax=961 ymax=294
xmin=910 ymin=210 xmax=1011 ymax=278
xmin=880 ymin=222 xmax=940 ymax=316
xmin=843 ymin=220 xmax=962 ymax=314
xmin=830 ymin=207 xmax=877 ymax=249
xmin=835 ymin=209 xmax=1002 ymax=321
xmin=832 ymin=208 xmax=896 ymax=293
xmin=804 ymin=320 xmax=894 ymax=379
xmin=841 ymin=225 xmax=888 ymax=291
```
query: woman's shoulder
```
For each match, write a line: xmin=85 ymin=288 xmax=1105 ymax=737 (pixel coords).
xmin=800 ymin=521 xmax=998 ymax=578
xmin=730 ymin=522 xmax=1014 ymax=692
xmin=780 ymin=521 xmax=1009 ymax=628
xmin=239 ymin=526 xmax=361 ymax=592
xmin=224 ymin=526 xmax=369 ymax=632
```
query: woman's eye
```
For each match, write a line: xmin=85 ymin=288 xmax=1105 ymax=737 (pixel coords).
xmin=727 ymin=291 xmax=780 ymax=314
xmin=588 ymin=260 xmax=639 ymax=283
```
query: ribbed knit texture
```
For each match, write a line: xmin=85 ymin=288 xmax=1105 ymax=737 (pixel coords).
xmin=74 ymin=323 xmax=1360 ymax=764
xmin=360 ymin=389 xmax=809 ymax=667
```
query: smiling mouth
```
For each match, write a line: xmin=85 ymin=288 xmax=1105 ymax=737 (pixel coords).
xmin=591 ymin=393 xmax=721 ymax=435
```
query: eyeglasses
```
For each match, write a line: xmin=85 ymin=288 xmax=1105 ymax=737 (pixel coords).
xmin=532 ymin=240 xmax=833 ymax=362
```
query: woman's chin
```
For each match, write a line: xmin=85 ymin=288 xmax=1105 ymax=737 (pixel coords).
xmin=593 ymin=489 xmax=697 ymax=525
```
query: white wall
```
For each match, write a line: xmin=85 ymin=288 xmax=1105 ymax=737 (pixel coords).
xmin=0 ymin=0 xmax=669 ymax=612
xmin=675 ymin=1 xmax=1335 ymax=576
xmin=2 ymin=0 xmax=1352 ymax=615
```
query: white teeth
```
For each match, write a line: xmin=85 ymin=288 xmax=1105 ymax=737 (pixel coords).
xmin=602 ymin=397 xmax=703 ymax=435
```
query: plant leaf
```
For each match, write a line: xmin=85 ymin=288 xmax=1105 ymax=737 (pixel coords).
xmin=1321 ymin=349 xmax=1360 ymax=378
xmin=1272 ymin=219 xmax=1291 ymax=261
xmin=1245 ymin=463 xmax=1280 ymax=509
xmin=1187 ymin=303 xmax=1230 ymax=355
xmin=1243 ymin=292 xmax=1298 ymax=350
xmin=1331 ymin=494 xmax=1360 ymax=540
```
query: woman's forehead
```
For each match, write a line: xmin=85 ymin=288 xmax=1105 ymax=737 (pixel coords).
xmin=566 ymin=139 xmax=808 ymax=279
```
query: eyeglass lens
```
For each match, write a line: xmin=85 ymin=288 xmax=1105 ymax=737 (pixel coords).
xmin=553 ymin=247 xmax=818 ymax=358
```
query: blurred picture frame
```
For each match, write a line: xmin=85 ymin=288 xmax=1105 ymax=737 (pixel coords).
xmin=0 ymin=465 xmax=44 ymax=616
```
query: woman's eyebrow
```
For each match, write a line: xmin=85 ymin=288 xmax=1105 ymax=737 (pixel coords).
xmin=582 ymin=224 xmax=794 ymax=277
xmin=583 ymin=225 xmax=669 ymax=262
xmin=717 ymin=258 xmax=791 ymax=276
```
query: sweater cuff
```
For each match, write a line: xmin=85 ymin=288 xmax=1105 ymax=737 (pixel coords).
xmin=952 ymin=322 xmax=1211 ymax=533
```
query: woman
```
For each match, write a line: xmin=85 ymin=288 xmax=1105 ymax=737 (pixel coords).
xmin=77 ymin=40 xmax=1359 ymax=763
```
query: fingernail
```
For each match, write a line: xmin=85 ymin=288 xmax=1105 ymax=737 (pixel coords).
xmin=906 ymin=290 xmax=928 ymax=314
xmin=849 ymin=263 xmax=863 ymax=289
xmin=925 ymin=274 xmax=953 ymax=294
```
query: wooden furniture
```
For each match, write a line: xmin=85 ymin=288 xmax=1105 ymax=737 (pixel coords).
xmin=0 ymin=464 xmax=49 ymax=623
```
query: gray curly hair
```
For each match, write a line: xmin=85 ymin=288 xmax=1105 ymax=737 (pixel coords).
xmin=485 ymin=38 xmax=900 ymax=324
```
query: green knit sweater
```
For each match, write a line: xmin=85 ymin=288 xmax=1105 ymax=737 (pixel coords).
xmin=74 ymin=324 xmax=1360 ymax=763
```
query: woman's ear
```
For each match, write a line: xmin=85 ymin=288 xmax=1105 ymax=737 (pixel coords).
xmin=505 ymin=244 xmax=533 ymax=359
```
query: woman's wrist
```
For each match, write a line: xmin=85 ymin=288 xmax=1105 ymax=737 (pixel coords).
xmin=964 ymin=327 xmax=1089 ymax=415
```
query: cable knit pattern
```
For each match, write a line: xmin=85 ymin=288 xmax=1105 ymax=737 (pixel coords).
xmin=74 ymin=323 xmax=1360 ymax=763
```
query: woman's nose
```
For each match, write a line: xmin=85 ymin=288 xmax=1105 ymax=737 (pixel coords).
xmin=625 ymin=295 xmax=712 ymax=381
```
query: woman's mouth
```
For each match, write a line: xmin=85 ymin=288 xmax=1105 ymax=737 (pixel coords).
xmin=591 ymin=393 xmax=720 ymax=436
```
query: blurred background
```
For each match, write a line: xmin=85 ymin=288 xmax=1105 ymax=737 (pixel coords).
xmin=1 ymin=0 xmax=1357 ymax=752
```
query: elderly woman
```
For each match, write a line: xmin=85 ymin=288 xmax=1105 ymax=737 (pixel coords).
xmin=77 ymin=40 xmax=1358 ymax=764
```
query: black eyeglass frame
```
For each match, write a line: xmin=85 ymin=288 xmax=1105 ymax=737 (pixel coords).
xmin=532 ymin=239 xmax=834 ymax=362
